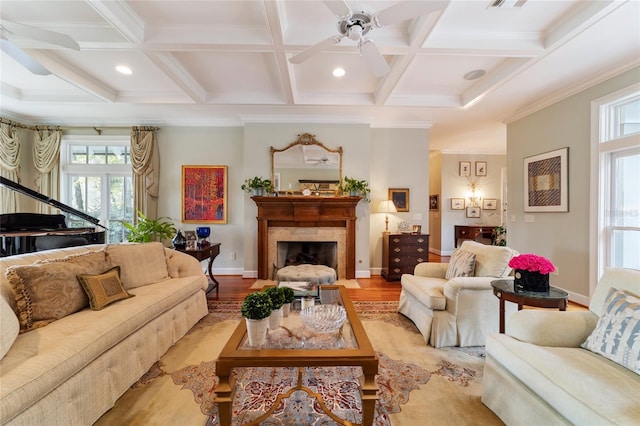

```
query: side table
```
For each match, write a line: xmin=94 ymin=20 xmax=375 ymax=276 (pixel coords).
xmin=491 ymin=279 xmax=568 ymax=333
xmin=177 ymin=243 xmax=221 ymax=296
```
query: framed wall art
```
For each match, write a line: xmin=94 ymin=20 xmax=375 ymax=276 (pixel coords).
xmin=389 ymin=188 xmax=410 ymax=212
xmin=182 ymin=165 xmax=228 ymax=223
xmin=459 ymin=161 xmax=471 ymax=177
xmin=429 ymin=194 xmax=439 ymax=211
xmin=483 ymin=198 xmax=497 ymax=210
xmin=475 ymin=161 xmax=487 ymax=176
xmin=466 ymin=206 xmax=481 ymax=218
xmin=524 ymin=147 xmax=568 ymax=212
xmin=451 ymin=198 xmax=465 ymax=210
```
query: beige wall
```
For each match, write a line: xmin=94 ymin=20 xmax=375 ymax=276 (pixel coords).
xmin=506 ymin=65 xmax=640 ymax=303
xmin=428 ymin=151 xmax=442 ymax=253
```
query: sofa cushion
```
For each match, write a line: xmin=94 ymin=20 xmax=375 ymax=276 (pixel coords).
xmin=0 ymin=296 xmax=19 ymax=360
xmin=77 ymin=266 xmax=134 ymax=310
xmin=106 ymin=242 xmax=169 ymax=289
xmin=582 ymin=287 xmax=640 ymax=375
xmin=399 ymin=274 xmax=446 ymax=310
xmin=458 ymin=241 xmax=516 ymax=277
xmin=5 ymin=250 xmax=110 ymax=332
xmin=589 ymin=267 xmax=640 ymax=317
xmin=445 ymin=249 xmax=476 ymax=280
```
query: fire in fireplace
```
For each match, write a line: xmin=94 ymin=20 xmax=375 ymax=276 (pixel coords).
xmin=277 ymin=241 xmax=338 ymax=271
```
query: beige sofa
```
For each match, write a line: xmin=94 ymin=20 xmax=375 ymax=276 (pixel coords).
xmin=482 ymin=267 xmax=640 ymax=425
xmin=0 ymin=242 xmax=208 ymax=426
xmin=398 ymin=241 xmax=518 ymax=347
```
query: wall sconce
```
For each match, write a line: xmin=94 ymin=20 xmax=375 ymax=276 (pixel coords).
xmin=467 ymin=181 xmax=482 ymax=207
xmin=378 ymin=200 xmax=397 ymax=233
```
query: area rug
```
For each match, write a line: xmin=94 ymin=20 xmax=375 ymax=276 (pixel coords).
xmin=95 ymin=301 xmax=502 ymax=426
xmin=250 ymin=279 xmax=361 ymax=290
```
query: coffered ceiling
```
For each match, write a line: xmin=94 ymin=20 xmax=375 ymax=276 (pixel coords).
xmin=1 ymin=0 xmax=639 ymax=153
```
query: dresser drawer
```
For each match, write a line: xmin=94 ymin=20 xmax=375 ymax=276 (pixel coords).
xmin=389 ymin=235 xmax=428 ymax=246
xmin=389 ymin=244 xmax=427 ymax=255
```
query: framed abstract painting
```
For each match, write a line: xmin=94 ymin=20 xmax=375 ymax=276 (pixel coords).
xmin=182 ymin=165 xmax=228 ymax=223
xmin=524 ymin=148 xmax=568 ymax=212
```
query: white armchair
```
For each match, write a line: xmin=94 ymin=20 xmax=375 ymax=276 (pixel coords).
xmin=398 ymin=241 xmax=518 ymax=347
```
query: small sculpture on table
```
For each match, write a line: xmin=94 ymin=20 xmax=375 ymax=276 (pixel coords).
xmin=196 ymin=226 xmax=211 ymax=249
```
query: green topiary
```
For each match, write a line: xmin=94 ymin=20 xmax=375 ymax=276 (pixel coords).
xmin=264 ymin=286 xmax=286 ymax=309
xmin=281 ymin=286 xmax=295 ymax=304
xmin=240 ymin=291 xmax=273 ymax=320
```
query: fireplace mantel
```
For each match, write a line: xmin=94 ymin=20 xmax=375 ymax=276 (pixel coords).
xmin=251 ymin=196 xmax=361 ymax=279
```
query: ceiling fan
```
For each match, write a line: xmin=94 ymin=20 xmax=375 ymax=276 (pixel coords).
xmin=289 ymin=0 xmax=445 ymax=77
xmin=0 ymin=20 xmax=79 ymax=75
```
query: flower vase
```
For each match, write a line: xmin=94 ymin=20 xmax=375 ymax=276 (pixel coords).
xmin=245 ymin=318 xmax=268 ymax=347
xmin=172 ymin=230 xmax=186 ymax=250
xmin=268 ymin=307 xmax=283 ymax=330
xmin=514 ymin=269 xmax=550 ymax=292
xmin=282 ymin=302 xmax=291 ymax=317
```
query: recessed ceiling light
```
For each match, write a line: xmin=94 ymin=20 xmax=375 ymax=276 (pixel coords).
xmin=116 ymin=65 xmax=133 ymax=75
xmin=332 ymin=67 xmax=346 ymax=77
xmin=464 ymin=69 xmax=486 ymax=80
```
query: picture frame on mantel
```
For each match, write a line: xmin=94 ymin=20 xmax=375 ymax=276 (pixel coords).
xmin=524 ymin=147 xmax=569 ymax=212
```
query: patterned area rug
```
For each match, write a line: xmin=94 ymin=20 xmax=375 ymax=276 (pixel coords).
xmin=95 ymin=300 xmax=501 ymax=426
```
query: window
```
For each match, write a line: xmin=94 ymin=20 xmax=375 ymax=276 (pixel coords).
xmin=60 ymin=136 xmax=133 ymax=243
xmin=591 ymin=83 xmax=640 ymax=289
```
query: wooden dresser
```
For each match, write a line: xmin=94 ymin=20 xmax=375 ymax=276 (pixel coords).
xmin=381 ymin=233 xmax=429 ymax=281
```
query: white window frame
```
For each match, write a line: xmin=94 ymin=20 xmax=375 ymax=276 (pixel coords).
xmin=60 ymin=135 xmax=132 ymax=243
xmin=590 ymin=82 xmax=640 ymax=296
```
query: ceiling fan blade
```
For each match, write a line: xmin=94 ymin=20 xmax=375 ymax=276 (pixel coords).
xmin=322 ymin=0 xmax=352 ymax=18
xmin=0 ymin=38 xmax=50 ymax=75
xmin=374 ymin=1 xmax=446 ymax=27
xmin=289 ymin=35 xmax=342 ymax=64
xmin=1 ymin=20 xmax=79 ymax=50
xmin=359 ymin=40 xmax=390 ymax=77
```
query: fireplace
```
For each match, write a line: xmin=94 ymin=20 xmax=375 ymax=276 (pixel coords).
xmin=251 ymin=196 xmax=360 ymax=279
xmin=277 ymin=241 xmax=338 ymax=269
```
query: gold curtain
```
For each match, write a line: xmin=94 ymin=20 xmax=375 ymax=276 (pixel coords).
xmin=130 ymin=126 xmax=159 ymax=220
xmin=0 ymin=122 xmax=21 ymax=213
xmin=33 ymin=126 xmax=62 ymax=214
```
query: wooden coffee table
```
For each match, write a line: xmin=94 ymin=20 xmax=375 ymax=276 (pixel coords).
xmin=214 ymin=285 xmax=378 ymax=426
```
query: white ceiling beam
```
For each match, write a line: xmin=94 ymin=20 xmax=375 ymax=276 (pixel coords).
xmin=84 ymin=0 xmax=145 ymax=43
xmin=461 ymin=57 xmax=530 ymax=108
xmin=262 ymin=0 xmax=295 ymax=104
xmin=143 ymin=52 xmax=207 ymax=104
xmin=25 ymin=50 xmax=117 ymax=102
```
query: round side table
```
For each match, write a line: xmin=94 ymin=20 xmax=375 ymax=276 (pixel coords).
xmin=491 ymin=279 xmax=569 ymax=333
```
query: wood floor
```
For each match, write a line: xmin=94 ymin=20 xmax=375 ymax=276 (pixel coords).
xmin=208 ymin=252 xmax=586 ymax=310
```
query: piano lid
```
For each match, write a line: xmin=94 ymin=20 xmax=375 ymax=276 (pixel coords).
xmin=0 ymin=176 xmax=108 ymax=231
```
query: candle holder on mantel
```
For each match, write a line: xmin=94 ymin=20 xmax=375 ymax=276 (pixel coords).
xmin=196 ymin=226 xmax=211 ymax=248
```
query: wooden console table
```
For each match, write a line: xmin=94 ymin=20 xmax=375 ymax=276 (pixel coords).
xmin=177 ymin=243 xmax=221 ymax=295
xmin=454 ymin=225 xmax=494 ymax=248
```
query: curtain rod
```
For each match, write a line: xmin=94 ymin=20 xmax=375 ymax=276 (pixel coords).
xmin=0 ymin=118 xmax=159 ymax=133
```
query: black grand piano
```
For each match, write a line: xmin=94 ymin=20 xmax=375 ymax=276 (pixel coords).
xmin=1 ymin=177 xmax=107 ymax=256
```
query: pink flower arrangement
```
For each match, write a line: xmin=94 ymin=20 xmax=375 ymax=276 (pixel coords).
xmin=508 ymin=254 xmax=556 ymax=274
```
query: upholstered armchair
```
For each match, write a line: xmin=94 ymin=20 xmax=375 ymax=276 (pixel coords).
xmin=398 ymin=241 xmax=518 ymax=347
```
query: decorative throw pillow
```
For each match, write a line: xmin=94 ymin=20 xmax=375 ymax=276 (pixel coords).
xmin=582 ymin=287 xmax=640 ymax=375
xmin=445 ymin=249 xmax=477 ymax=280
xmin=77 ymin=266 xmax=133 ymax=310
xmin=0 ymin=296 xmax=19 ymax=360
xmin=5 ymin=250 xmax=110 ymax=332
xmin=106 ymin=242 xmax=169 ymax=289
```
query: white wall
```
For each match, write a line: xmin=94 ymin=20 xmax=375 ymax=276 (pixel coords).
xmin=506 ymin=66 xmax=640 ymax=303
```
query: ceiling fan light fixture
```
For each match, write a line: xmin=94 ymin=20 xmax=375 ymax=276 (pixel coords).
xmin=332 ymin=67 xmax=346 ymax=77
xmin=116 ymin=65 xmax=132 ymax=75
xmin=464 ymin=69 xmax=486 ymax=81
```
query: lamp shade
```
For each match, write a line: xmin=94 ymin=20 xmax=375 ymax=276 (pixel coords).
xmin=378 ymin=200 xmax=397 ymax=214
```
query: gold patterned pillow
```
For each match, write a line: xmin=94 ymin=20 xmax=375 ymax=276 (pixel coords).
xmin=77 ymin=266 xmax=133 ymax=310
xmin=5 ymin=250 xmax=110 ymax=332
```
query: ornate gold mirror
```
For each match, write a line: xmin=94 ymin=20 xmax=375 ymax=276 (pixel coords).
xmin=271 ymin=133 xmax=342 ymax=195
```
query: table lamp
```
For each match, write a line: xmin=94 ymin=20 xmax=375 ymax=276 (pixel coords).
xmin=378 ymin=200 xmax=397 ymax=233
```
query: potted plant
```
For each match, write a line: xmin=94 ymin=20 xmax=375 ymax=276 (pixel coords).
xmin=280 ymin=286 xmax=295 ymax=317
xmin=341 ymin=176 xmax=370 ymax=201
xmin=241 ymin=291 xmax=273 ymax=346
xmin=241 ymin=176 xmax=273 ymax=196
xmin=121 ymin=210 xmax=177 ymax=245
xmin=264 ymin=286 xmax=286 ymax=329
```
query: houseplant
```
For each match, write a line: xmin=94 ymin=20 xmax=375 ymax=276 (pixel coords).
xmin=341 ymin=176 xmax=370 ymax=201
xmin=240 ymin=291 xmax=273 ymax=346
xmin=508 ymin=254 xmax=556 ymax=292
xmin=241 ymin=176 xmax=273 ymax=196
xmin=264 ymin=286 xmax=286 ymax=329
xmin=121 ymin=210 xmax=177 ymax=245
xmin=281 ymin=286 xmax=295 ymax=317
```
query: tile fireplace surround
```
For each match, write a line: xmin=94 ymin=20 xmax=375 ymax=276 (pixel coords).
xmin=251 ymin=196 xmax=361 ymax=280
